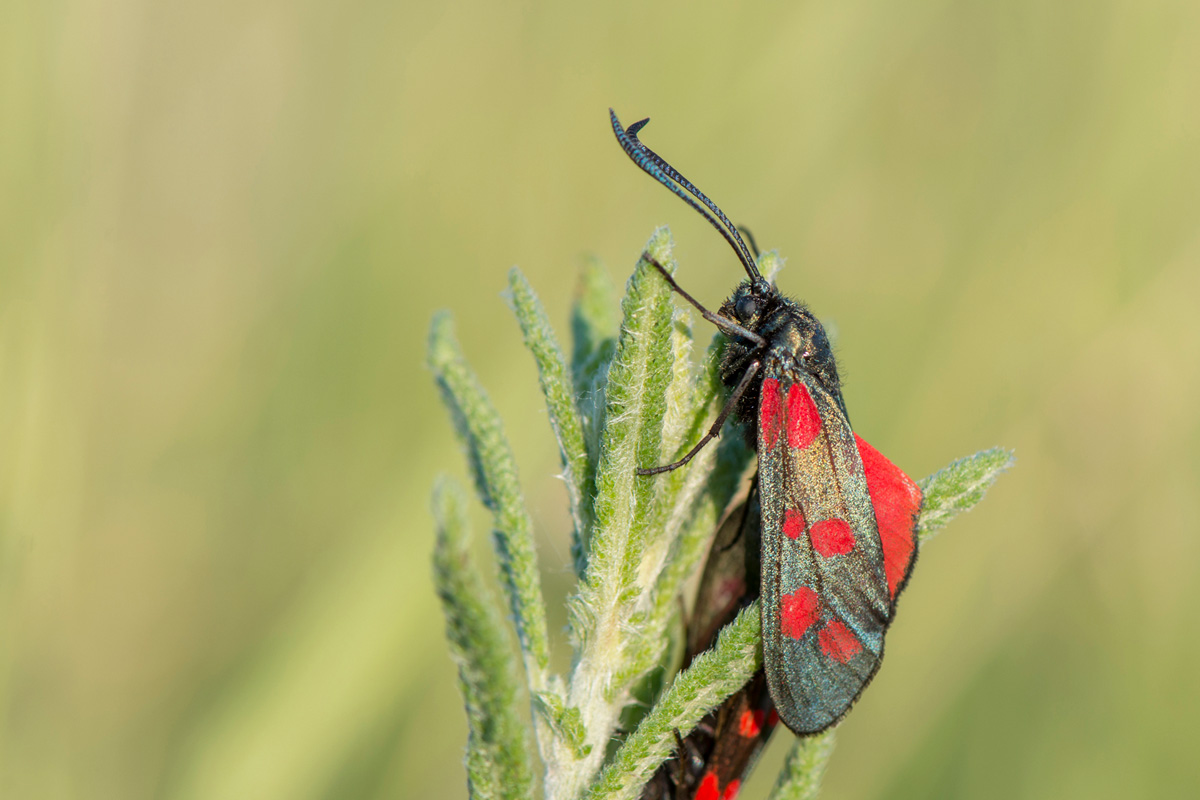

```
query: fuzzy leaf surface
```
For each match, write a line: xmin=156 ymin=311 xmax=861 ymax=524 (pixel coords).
xmin=428 ymin=312 xmax=553 ymax=687
xmin=508 ymin=267 xmax=592 ymax=562
xmin=918 ymin=447 xmax=1015 ymax=540
xmin=433 ymin=478 xmax=534 ymax=800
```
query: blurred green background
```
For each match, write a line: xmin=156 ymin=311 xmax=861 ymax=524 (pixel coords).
xmin=3 ymin=0 xmax=1198 ymax=798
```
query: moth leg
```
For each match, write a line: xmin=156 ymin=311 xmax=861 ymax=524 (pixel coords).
xmin=671 ymin=728 xmax=688 ymax=790
xmin=641 ymin=254 xmax=766 ymax=348
xmin=638 ymin=360 xmax=761 ymax=475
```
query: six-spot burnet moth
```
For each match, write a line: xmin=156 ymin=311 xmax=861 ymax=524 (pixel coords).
xmin=611 ymin=109 xmax=923 ymax=737
xmin=642 ymin=488 xmax=779 ymax=800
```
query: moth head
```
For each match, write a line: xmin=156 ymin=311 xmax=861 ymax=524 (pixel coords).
xmin=725 ymin=279 xmax=775 ymax=327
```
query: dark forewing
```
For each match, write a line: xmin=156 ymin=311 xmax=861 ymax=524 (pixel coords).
xmin=757 ymin=359 xmax=891 ymax=734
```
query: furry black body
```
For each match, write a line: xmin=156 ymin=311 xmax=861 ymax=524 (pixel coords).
xmin=717 ymin=280 xmax=847 ymax=440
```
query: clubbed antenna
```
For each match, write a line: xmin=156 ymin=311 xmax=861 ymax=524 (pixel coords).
xmin=610 ymin=109 xmax=762 ymax=282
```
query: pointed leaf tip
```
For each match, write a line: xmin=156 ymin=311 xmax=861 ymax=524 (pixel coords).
xmin=918 ymin=447 xmax=1015 ymax=540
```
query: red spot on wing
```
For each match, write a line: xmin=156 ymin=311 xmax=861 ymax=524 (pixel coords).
xmin=783 ymin=508 xmax=806 ymax=539
xmin=818 ymin=619 xmax=862 ymax=662
xmin=766 ymin=708 xmax=779 ymax=728
xmin=696 ymin=771 xmax=720 ymax=800
xmin=781 ymin=588 xmax=819 ymax=639
xmin=722 ymin=779 xmax=742 ymax=800
xmin=759 ymin=377 xmax=783 ymax=449
xmin=786 ymin=382 xmax=821 ymax=449
xmin=737 ymin=708 xmax=764 ymax=738
xmin=809 ymin=518 xmax=855 ymax=557
xmin=855 ymin=434 xmax=922 ymax=600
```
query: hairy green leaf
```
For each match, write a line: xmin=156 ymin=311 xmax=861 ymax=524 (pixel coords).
xmin=570 ymin=259 xmax=620 ymax=577
xmin=919 ymin=447 xmax=1015 ymax=540
xmin=571 ymin=256 xmax=619 ymax=397
xmin=585 ymin=604 xmax=763 ymax=800
xmin=432 ymin=478 xmax=535 ymax=800
xmin=428 ymin=312 xmax=552 ymax=684
xmin=560 ymin=228 xmax=681 ymax=799
xmin=767 ymin=730 xmax=836 ymax=800
xmin=508 ymin=267 xmax=592 ymax=564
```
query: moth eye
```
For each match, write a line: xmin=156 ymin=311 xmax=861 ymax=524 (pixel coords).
xmin=736 ymin=296 xmax=759 ymax=319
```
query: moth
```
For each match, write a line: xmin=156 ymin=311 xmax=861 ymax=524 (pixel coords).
xmin=611 ymin=109 xmax=923 ymax=736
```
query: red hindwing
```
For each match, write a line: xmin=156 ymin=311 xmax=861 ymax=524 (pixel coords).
xmin=854 ymin=434 xmax=921 ymax=602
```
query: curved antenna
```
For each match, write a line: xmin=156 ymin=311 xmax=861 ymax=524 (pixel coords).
xmin=624 ymin=118 xmax=760 ymax=272
xmin=736 ymin=225 xmax=761 ymax=259
xmin=610 ymin=109 xmax=762 ymax=281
